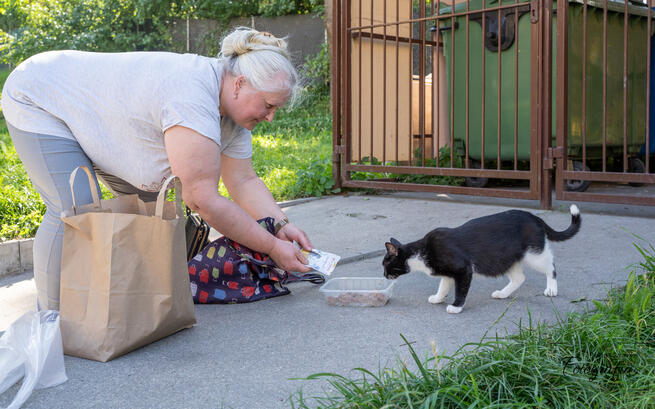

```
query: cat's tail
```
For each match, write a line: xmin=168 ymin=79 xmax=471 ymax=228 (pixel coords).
xmin=543 ymin=204 xmax=581 ymax=242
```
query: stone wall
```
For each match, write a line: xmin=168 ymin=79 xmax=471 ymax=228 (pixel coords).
xmin=170 ymin=14 xmax=326 ymax=67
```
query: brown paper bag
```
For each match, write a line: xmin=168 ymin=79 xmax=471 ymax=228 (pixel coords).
xmin=59 ymin=166 xmax=196 ymax=362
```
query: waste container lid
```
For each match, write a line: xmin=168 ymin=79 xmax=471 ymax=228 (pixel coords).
xmin=436 ymin=0 xmax=651 ymax=16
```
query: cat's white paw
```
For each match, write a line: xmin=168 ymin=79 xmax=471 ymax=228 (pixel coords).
xmin=428 ymin=295 xmax=445 ymax=304
xmin=491 ymin=290 xmax=508 ymax=299
xmin=446 ymin=305 xmax=463 ymax=314
xmin=544 ymin=287 xmax=558 ymax=297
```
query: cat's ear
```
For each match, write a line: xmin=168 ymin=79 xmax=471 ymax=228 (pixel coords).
xmin=385 ymin=240 xmax=399 ymax=257
xmin=390 ymin=238 xmax=402 ymax=248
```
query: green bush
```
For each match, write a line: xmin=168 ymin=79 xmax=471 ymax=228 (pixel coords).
xmin=295 ymin=156 xmax=334 ymax=197
xmin=0 ymin=0 xmax=325 ymax=66
xmin=0 ymin=0 xmax=175 ymax=66
xmin=0 ymin=122 xmax=45 ymax=240
xmin=302 ymin=42 xmax=329 ymax=92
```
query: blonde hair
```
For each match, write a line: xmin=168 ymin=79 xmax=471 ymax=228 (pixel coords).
xmin=219 ymin=27 xmax=300 ymax=106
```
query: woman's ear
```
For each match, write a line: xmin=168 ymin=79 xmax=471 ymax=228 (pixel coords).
xmin=233 ymin=75 xmax=247 ymax=98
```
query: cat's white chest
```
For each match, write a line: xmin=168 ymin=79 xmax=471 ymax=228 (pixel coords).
xmin=407 ymin=255 xmax=435 ymax=276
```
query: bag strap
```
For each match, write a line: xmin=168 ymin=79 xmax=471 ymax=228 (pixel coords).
xmin=155 ymin=175 xmax=184 ymax=219
xmin=68 ymin=166 xmax=101 ymax=215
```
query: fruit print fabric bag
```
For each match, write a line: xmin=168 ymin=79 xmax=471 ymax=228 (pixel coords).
xmin=188 ymin=217 xmax=324 ymax=304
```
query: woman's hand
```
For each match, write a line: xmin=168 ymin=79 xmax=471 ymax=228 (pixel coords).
xmin=276 ymin=223 xmax=313 ymax=251
xmin=269 ymin=238 xmax=311 ymax=273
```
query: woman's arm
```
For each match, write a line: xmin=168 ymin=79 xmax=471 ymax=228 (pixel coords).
xmin=220 ymin=154 xmax=313 ymax=251
xmin=164 ymin=125 xmax=310 ymax=272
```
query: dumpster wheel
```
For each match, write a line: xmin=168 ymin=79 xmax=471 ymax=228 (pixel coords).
xmin=628 ymin=157 xmax=645 ymax=187
xmin=566 ymin=161 xmax=591 ymax=192
xmin=465 ymin=160 xmax=489 ymax=188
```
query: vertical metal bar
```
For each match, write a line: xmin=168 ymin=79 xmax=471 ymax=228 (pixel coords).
xmin=466 ymin=0 xmax=470 ymax=169
xmin=431 ymin=0 xmax=436 ymax=164
xmin=622 ymin=0 xmax=628 ymax=173
xmin=451 ymin=0 xmax=456 ymax=168
xmin=370 ymin=0 xmax=374 ymax=166
xmin=481 ymin=0 xmax=486 ymax=169
xmin=582 ymin=0 xmax=587 ymax=168
xmin=409 ymin=0 xmax=413 ymax=166
xmin=514 ymin=4 xmax=518 ymax=170
xmin=358 ymin=0 xmax=363 ymax=163
xmin=602 ymin=0 xmax=607 ymax=172
xmin=436 ymin=2 xmax=442 ymax=165
xmin=556 ymin=0 xmax=569 ymax=203
xmin=647 ymin=0 xmax=652 ymax=173
xmin=332 ymin=0 xmax=342 ymax=187
xmin=383 ymin=0 xmax=387 ymax=165
xmin=419 ymin=0 xmax=426 ymax=167
xmin=344 ymin=0 xmax=353 ymax=181
xmin=531 ymin=0 xmax=542 ymax=199
xmin=497 ymin=0 xmax=502 ymax=170
xmin=395 ymin=0 xmax=399 ymax=165
xmin=541 ymin=0 xmax=553 ymax=209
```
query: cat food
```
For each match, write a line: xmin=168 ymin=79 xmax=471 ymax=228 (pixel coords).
xmin=319 ymin=277 xmax=394 ymax=307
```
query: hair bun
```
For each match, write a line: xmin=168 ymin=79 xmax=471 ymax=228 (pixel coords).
xmin=220 ymin=27 xmax=289 ymax=59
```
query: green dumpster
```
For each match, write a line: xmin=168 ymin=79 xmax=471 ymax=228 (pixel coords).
xmin=438 ymin=0 xmax=652 ymax=163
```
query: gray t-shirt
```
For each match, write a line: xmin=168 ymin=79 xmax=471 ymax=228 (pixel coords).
xmin=1 ymin=50 xmax=252 ymax=191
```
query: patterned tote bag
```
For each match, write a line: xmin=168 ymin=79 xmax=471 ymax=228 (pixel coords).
xmin=188 ymin=217 xmax=324 ymax=304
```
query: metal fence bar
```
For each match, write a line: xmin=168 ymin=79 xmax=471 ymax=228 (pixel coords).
xmin=358 ymin=0 xmax=363 ymax=163
xmin=419 ymin=0 xmax=426 ymax=167
xmin=648 ymin=0 xmax=652 ymax=173
xmin=582 ymin=0 xmax=587 ymax=168
xmin=332 ymin=0 xmax=342 ymax=187
xmin=530 ymin=0 xmax=542 ymax=199
xmin=556 ymin=0 xmax=569 ymax=201
xmin=542 ymin=0 xmax=553 ymax=209
xmin=409 ymin=0 xmax=413 ymax=166
xmin=514 ymin=2 xmax=519 ymax=170
xmin=348 ymin=2 xmax=532 ymax=29
xmin=430 ymin=0 xmax=435 ymax=165
xmin=342 ymin=179 xmax=537 ymax=199
xmin=344 ymin=0 xmax=353 ymax=180
xmin=622 ymin=0 xmax=628 ymax=173
xmin=497 ymin=0 xmax=502 ymax=169
xmin=395 ymin=0 xmax=400 ymax=165
xmin=466 ymin=0 xmax=471 ymax=170
xmin=481 ymin=0 xmax=486 ymax=170
xmin=346 ymin=163 xmax=532 ymax=178
xmin=602 ymin=0 xmax=607 ymax=172
xmin=450 ymin=0 xmax=456 ymax=167
xmin=370 ymin=0 xmax=374 ymax=165
xmin=383 ymin=0 xmax=387 ymax=164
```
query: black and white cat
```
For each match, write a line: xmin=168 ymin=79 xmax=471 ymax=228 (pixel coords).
xmin=383 ymin=205 xmax=581 ymax=314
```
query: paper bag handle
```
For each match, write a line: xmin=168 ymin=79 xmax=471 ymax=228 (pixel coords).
xmin=69 ymin=166 xmax=101 ymax=215
xmin=155 ymin=175 xmax=184 ymax=219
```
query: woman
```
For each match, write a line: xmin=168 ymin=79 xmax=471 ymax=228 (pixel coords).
xmin=2 ymin=27 xmax=313 ymax=310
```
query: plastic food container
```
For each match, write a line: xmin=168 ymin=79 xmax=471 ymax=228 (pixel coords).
xmin=319 ymin=277 xmax=395 ymax=307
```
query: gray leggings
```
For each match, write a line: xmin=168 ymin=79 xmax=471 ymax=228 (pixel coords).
xmin=7 ymin=122 xmax=158 ymax=310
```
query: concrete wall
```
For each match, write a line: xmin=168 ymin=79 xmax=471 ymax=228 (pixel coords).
xmin=170 ymin=14 xmax=326 ymax=67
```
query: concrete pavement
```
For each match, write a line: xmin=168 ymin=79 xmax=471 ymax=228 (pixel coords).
xmin=1 ymin=192 xmax=654 ymax=408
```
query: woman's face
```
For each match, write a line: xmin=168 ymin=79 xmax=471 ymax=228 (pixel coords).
xmin=224 ymin=74 xmax=290 ymax=131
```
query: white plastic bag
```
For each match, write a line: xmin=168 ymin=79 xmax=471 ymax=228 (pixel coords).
xmin=0 ymin=310 xmax=68 ymax=409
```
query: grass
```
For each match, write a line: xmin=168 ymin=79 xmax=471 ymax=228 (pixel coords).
xmin=290 ymin=240 xmax=655 ymax=409
xmin=0 ymin=84 xmax=333 ymax=242
xmin=0 ymin=120 xmax=46 ymax=241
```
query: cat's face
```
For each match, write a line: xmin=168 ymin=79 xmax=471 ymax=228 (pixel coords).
xmin=383 ymin=238 xmax=409 ymax=279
